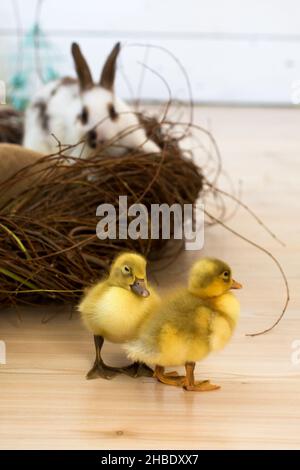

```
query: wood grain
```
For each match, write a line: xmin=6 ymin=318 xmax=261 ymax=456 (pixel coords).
xmin=0 ymin=106 xmax=300 ymax=450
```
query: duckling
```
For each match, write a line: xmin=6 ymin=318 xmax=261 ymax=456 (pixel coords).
xmin=78 ymin=252 xmax=160 ymax=380
xmin=125 ymin=258 xmax=242 ymax=391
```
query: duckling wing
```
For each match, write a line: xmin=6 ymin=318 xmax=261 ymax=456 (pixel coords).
xmin=125 ymin=290 xmax=211 ymax=366
xmin=124 ymin=336 xmax=159 ymax=365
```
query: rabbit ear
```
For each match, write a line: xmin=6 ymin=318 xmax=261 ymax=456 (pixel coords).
xmin=71 ymin=42 xmax=93 ymax=90
xmin=99 ymin=42 xmax=121 ymax=91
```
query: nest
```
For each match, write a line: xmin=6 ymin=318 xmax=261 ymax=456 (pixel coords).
xmin=0 ymin=117 xmax=203 ymax=306
xmin=0 ymin=106 xmax=24 ymax=144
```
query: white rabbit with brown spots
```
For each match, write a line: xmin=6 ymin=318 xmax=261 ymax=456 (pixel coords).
xmin=23 ymin=42 xmax=160 ymax=158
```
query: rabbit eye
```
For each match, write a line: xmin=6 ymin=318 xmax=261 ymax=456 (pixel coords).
xmin=80 ymin=106 xmax=89 ymax=124
xmin=108 ymin=103 xmax=118 ymax=121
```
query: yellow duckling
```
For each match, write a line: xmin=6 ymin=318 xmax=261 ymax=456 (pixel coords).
xmin=78 ymin=252 xmax=160 ymax=380
xmin=125 ymin=258 xmax=242 ymax=391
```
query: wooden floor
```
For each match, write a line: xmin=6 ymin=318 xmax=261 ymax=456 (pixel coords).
xmin=0 ymin=106 xmax=300 ymax=450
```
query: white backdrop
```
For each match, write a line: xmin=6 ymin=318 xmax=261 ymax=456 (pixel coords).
xmin=1 ymin=0 xmax=300 ymax=104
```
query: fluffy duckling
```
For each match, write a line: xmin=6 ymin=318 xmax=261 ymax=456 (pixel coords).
xmin=125 ymin=258 xmax=242 ymax=391
xmin=78 ymin=252 xmax=160 ymax=380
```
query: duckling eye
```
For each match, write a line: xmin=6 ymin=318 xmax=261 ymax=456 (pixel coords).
xmin=222 ymin=271 xmax=230 ymax=280
xmin=122 ymin=265 xmax=131 ymax=275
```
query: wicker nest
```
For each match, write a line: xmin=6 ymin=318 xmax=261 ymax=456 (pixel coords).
xmin=0 ymin=106 xmax=24 ymax=144
xmin=0 ymin=117 xmax=203 ymax=306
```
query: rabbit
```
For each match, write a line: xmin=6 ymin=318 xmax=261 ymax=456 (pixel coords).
xmin=23 ymin=42 xmax=160 ymax=158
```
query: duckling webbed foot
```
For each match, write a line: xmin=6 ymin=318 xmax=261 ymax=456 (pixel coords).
xmin=87 ymin=335 xmax=121 ymax=380
xmin=87 ymin=360 xmax=119 ymax=380
xmin=121 ymin=362 xmax=153 ymax=378
xmin=184 ymin=381 xmax=220 ymax=392
xmin=154 ymin=365 xmax=185 ymax=387
xmin=183 ymin=362 xmax=220 ymax=392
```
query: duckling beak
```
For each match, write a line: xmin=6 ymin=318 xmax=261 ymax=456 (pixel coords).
xmin=130 ymin=278 xmax=150 ymax=297
xmin=231 ymin=279 xmax=243 ymax=289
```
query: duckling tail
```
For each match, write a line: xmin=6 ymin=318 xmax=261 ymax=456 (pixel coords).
xmin=124 ymin=340 xmax=157 ymax=366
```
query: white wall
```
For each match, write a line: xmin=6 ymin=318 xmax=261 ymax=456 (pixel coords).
xmin=1 ymin=0 xmax=300 ymax=104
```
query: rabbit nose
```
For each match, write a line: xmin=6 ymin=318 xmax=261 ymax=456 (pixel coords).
xmin=87 ymin=129 xmax=97 ymax=148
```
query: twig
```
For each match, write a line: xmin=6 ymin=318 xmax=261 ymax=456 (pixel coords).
xmin=204 ymin=209 xmax=290 ymax=336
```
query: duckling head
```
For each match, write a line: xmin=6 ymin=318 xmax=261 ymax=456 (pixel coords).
xmin=188 ymin=257 xmax=242 ymax=298
xmin=108 ymin=252 xmax=150 ymax=298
